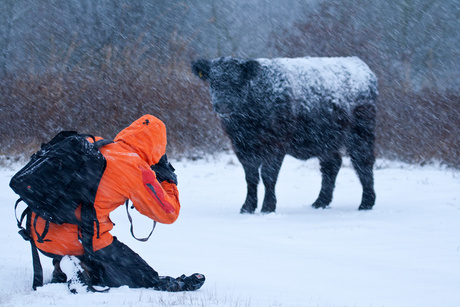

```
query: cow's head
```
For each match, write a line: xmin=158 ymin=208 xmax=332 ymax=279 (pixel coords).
xmin=192 ymin=57 xmax=260 ymax=116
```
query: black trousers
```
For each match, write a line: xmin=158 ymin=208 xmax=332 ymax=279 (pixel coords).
xmin=52 ymin=237 xmax=184 ymax=291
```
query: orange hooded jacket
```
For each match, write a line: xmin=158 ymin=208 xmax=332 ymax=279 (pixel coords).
xmin=31 ymin=115 xmax=180 ymax=255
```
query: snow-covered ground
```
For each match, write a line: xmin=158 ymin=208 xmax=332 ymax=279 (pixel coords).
xmin=1 ymin=153 xmax=459 ymax=307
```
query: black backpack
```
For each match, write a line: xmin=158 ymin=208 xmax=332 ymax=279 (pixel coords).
xmin=10 ymin=131 xmax=112 ymax=290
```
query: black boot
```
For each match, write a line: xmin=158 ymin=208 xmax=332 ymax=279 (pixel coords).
xmin=60 ymin=255 xmax=109 ymax=294
xmin=50 ymin=258 xmax=67 ymax=283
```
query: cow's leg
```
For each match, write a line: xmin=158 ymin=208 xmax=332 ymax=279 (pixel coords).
xmin=349 ymin=105 xmax=376 ymax=210
xmin=312 ymin=153 xmax=342 ymax=209
xmin=260 ymin=154 xmax=284 ymax=213
xmin=350 ymin=153 xmax=375 ymax=210
xmin=238 ymin=156 xmax=262 ymax=214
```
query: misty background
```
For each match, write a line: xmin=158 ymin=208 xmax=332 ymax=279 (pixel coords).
xmin=0 ymin=0 xmax=458 ymax=167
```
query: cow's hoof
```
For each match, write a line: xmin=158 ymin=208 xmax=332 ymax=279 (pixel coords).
xmin=240 ymin=205 xmax=256 ymax=214
xmin=358 ymin=204 xmax=373 ymax=210
xmin=261 ymin=207 xmax=275 ymax=214
xmin=311 ymin=200 xmax=329 ymax=209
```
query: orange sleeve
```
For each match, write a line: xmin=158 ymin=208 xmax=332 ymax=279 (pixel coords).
xmin=128 ymin=164 xmax=180 ymax=224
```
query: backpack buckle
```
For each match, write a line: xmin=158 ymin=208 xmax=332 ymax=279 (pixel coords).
xmin=18 ymin=228 xmax=31 ymax=241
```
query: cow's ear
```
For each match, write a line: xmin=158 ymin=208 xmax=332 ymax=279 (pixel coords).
xmin=243 ymin=60 xmax=260 ymax=80
xmin=192 ymin=59 xmax=211 ymax=81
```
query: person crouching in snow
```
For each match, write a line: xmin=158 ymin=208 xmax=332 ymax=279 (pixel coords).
xmin=30 ymin=114 xmax=205 ymax=293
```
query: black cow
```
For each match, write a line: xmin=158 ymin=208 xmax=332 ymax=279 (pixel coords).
xmin=192 ymin=56 xmax=377 ymax=213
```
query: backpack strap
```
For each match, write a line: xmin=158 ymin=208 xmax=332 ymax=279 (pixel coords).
xmin=15 ymin=199 xmax=28 ymax=235
xmin=15 ymin=198 xmax=51 ymax=244
xmin=32 ymin=214 xmax=51 ymax=243
xmin=125 ymin=200 xmax=156 ymax=242
xmin=15 ymin=199 xmax=43 ymax=290
xmin=94 ymin=139 xmax=113 ymax=149
xmin=29 ymin=213 xmax=44 ymax=290
xmin=79 ymin=134 xmax=113 ymax=150
xmin=80 ymin=199 xmax=99 ymax=260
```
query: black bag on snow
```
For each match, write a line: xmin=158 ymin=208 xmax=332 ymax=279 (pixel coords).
xmin=10 ymin=131 xmax=112 ymax=289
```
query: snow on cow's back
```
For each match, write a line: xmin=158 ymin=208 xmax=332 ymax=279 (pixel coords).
xmin=257 ymin=56 xmax=377 ymax=111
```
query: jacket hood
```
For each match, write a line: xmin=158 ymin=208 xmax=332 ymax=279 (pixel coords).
xmin=114 ymin=114 xmax=167 ymax=165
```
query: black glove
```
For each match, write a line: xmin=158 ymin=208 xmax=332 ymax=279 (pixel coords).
xmin=151 ymin=154 xmax=178 ymax=185
xmin=176 ymin=273 xmax=206 ymax=291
